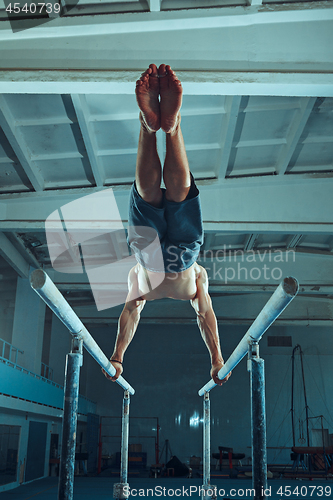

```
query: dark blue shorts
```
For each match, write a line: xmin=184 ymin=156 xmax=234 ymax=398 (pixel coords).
xmin=128 ymin=175 xmax=203 ymax=273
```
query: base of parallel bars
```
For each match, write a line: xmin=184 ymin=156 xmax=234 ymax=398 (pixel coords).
xmin=201 ymin=484 xmax=217 ymax=500
xmin=113 ymin=482 xmax=129 ymax=499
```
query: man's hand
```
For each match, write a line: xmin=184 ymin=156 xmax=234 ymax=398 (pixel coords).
xmin=102 ymin=360 xmax=123 ymax=382
xmin=211 ymin=360 xmax=231 ymax=386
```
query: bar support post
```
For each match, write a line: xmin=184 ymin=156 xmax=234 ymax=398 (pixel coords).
xmin=203 ymin=392 xmax=210 ymax=490
xmin=121 ymin=390 xmax=130 ymax=485
xmin=155 ymin=419 xmax=160 ymax=466
xmin=97 ymin=419 xmax=103 ymax=475
xmin=58 ymin=337 xmax=83 ymax=500
xmin=113 ymin=390 xmax=130 ymax=499
xmin=248 ymin=342 xmax=267 ymax=500
xmin=202 ymin=392 xmax=216 ymax=500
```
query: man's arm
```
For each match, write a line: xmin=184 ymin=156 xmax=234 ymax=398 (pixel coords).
xmin=103 ymin=266 xmax=146 ymax=381
xmin=190 ymin=266 xmax=230 ymax=385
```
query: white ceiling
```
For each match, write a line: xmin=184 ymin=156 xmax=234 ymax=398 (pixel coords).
xmin=0 ymin=0 xmax=332 ymax=324
xmin=0 ymin=94 xmax=332 ymax=193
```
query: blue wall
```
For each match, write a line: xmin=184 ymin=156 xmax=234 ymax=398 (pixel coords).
xmin=0 ymin=361 xmax=96 ymax=416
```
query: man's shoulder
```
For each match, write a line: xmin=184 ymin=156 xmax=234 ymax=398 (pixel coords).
xmin=193 ymin=263 xmax=208 ymax=280
xmin=128 ymin=263 xmax=139 ymax=278
xmin=127 ymin=264 xmax=140 ymax=289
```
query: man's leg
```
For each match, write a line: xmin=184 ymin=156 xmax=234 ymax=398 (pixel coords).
xmin=135 ymin=64 xmax=163 ymax=208
xmin=159 ymin=64 xmax=191 ymax=203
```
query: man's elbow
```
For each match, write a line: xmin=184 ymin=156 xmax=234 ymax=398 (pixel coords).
xmin=129 ymin=300 xmax=146 ymax=321
xmin=126 ymin=298 xmax=145 ymax=313
xmin=131 ymin=307 xmax=141 ymax=323
xmin=197 ymin=295 xmax=213 ymax=318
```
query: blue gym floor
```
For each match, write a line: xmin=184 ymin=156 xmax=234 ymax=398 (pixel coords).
xmin=1 ymin=477 xmax=332 ymax=499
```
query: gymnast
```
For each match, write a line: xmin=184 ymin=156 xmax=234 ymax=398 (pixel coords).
xmin=103 ymin=64 xmax=230 ymax=386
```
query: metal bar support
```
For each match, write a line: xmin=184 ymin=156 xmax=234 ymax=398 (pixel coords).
xmin=58 ymin=337 xmax=83 ymax=500
xmin=121 ymin=390 xmax=130 ymax=484
xmin=201 ymin=393 xmax=216 ymax=500
xmin=97 ymin=420 xmax=103 ymax=475
xmin=199 ymin=277 xmax=298 ymax=395
xmin=248 ymin=342 xmax=267 ymax=500
xmin=113 ymin=390 xmax=130 ymax=499
xmin=30 ymin=269 xmax=134 ymax=395
xmin=203 ymin=392 xmax=210 ymax=489
xmin=155 ymin=419 xmax=160 ymax=465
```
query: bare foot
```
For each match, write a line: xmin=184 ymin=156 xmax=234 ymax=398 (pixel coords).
xmin=135 ymin=64 xmax=160 ymax=132
xmin=159 ymin=64 xmax=183 ymax=133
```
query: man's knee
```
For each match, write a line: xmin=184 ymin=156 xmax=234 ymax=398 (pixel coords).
xmin=136 ymin=183 xmax=163 ymax=208
xmin=165 ymin=186 xmax=190 ymax=203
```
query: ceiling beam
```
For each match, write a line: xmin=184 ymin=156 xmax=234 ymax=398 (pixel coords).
xmin=217 ymin=96 xmax=242 ymax=180
xmin=148 ymin=0 xmax=162 ymax=11
xmin=1 ymin=71 xmax=332 ymax=97
xmin=289 ymin=164 xmax=333 ymax=174
xmin=203 ymin=233 xmax=214 ymax=251
xmin=0 ymin=4 xmax=332 ymax=90
xmin=276 ymin=97 xmax=317 ymax=175
xmin=286 ymin=234 xmax=304 ymax=249
xmin=197 ymin=250 xmax=333 ymax=288
xmin=0 ymin=233 xmax=29 ymax=278
xmin=71 ymin=94 xmax=105 ymax=187
xmin=328 ymin=237 xmax=333 ymax=253
xmin=99 ymin=142 xmax=219 ymax=158
xmin=9 ymin=232 xmax=41 ymax=269
xmin=0 ymin=3 xmax=332 ymax=39
xmin=0 ymin=96 xmax=45 ymax=192
xmin=247 ymin=0 xmax=263 ymax=5
xmin=75 ymin=317 xmax=333 ymax=327
xmin=0 ymin=176 xmax=332 ymax=234
xmin=72 ymin=288 xmax=333 ymax=325
xmin=55 ymin=282 xmax=333 ymax=296
xmin=0 ymin=218 xmax=331 ymax=235
xmin=244 ymin=233 xmax=259 ymax=252
xmin=47 ymin=249 xmax=333 ymax=293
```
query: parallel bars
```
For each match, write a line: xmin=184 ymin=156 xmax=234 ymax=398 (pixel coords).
xmin=31 ymin=270 xmax=299 ymax=500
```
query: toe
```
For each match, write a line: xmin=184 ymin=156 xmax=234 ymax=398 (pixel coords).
xmin=159 ymin=64 xmax=169 ymax=89
xmin=166 ymin=65 xmax=176 ymax=77
xmin=158 ymin=64 xmax=167 ymax=77
xmin=149 ymin=63 xmax=158 ymax=77
xmin=170 ymin=75 xmax=182 ymax=88
xmin=140 ymin=75 xmax=149 ymax=87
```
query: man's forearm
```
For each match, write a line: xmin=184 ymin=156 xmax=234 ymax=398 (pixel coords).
xmin=197 ymin=309 xmax=223 ymax=365
xmin=112 ymin=307 xmax=141 ymax=361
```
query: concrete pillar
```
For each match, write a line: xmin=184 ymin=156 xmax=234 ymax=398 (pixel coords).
xmin=12 ymin=277 xmax=46 ymax=374
xmin=49 ymin=315 xmax=71 ymax=386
